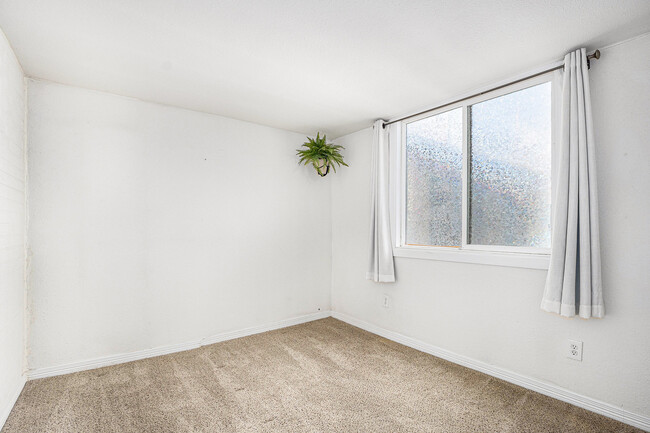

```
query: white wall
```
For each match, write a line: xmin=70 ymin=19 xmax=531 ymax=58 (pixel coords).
xmin=331 ymin=34 xmax=650 ymax=418
xmin=27 ymin=80 xmax=331 ymax=370
xmin=0 ymin=29 xmax=25 ymax=423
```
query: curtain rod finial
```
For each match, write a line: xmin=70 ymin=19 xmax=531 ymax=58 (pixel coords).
xmin=587 ymin=49 xmax=600 ymax=69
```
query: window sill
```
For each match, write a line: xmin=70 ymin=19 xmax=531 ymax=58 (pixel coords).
xmin=393 ymin=246 xmax=550 ymax=270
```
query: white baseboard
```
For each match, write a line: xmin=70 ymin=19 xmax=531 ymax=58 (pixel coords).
xmin=0 ymin=375 xmax=26 ymax=431
xmin=27 ymin=311 xmax=330 ymax=381
xmin=331 ymin=311 xmax=650 ymax=432
xmin=27 ymin=338 xmax=204 ymax=380
xmin=200 ymin=310 xmax=330 ymax=346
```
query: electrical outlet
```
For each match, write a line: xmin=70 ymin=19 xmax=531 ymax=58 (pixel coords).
xmin=567 ymin=340 xmax=583 ymax=361
xmin=382 ymin=294 xmax=390 ymax=309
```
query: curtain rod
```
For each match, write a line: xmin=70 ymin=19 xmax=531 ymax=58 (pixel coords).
xmin=383 ymin=49 xmax=601 ymax=128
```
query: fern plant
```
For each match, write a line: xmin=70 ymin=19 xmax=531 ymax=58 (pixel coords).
xmin=296 ymin=132 xmax=348 ymax=177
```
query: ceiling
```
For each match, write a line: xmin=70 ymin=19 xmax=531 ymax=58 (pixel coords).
xmin=1 ymin=0 xmax=649 ymax=138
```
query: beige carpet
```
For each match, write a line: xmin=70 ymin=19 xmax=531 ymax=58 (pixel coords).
xmin=2 ymin=318 xmax=641 ymax=433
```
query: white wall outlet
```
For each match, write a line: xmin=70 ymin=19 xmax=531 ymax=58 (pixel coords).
xmin=567 ymin=339 xmax=583 ymax=361
xmin=382 ymin=294 xmax=390 ymax=309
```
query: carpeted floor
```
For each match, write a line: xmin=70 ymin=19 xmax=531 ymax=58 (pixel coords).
xmin=2 ymin=318 xmax=641 ymax=432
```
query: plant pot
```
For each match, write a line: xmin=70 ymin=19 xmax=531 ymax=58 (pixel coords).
xmin=316 ymin=159 xmax=330 ymax=177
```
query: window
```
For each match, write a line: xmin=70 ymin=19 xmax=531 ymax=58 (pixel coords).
xmin=405 ymin=107 xmax=463 ymax=247
xmin=393 ymin=73 xmax=555 ymax=269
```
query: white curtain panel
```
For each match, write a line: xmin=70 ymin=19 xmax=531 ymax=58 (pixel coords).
xmin=541 ymin=48 xmax=604 ymax=318
xmin=367 ymin=120 xmax=395 ymax=282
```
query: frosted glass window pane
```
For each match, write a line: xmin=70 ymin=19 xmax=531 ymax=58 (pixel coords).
xmin=469 ymin=83 xmax=551 ymax=247
xmin=406 ymin=108 xmax=463 ymax=247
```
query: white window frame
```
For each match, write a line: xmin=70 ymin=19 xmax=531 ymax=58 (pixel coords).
xmin=389 ymin=71 xmax=560 ymax=270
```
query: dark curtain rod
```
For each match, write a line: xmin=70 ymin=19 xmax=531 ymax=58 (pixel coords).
xmin=383 ymin=50 xmax=601 ymax=128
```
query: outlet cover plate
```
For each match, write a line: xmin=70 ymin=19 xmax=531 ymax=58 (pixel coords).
xmin=568 ymin=339 xmax=583 ymax=361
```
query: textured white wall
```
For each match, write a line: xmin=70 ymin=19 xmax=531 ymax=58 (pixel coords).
xmin=331 ymin=34 xmax=650 ymax=417
xmin=26 ymin=80 xmax=331 ymax=370
xmin=0 ymin=30 xmax=25 ymax=422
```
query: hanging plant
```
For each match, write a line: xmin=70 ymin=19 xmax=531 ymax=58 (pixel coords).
xmin=296 ymin=132 xmax=348 ymax=177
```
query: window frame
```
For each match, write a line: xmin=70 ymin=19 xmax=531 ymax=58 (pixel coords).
xmin=390 ymin=71 xmax=559 ymax=270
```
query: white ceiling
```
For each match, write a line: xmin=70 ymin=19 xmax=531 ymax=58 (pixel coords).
xmin=1 ymin=0 xmax=649 ymax=137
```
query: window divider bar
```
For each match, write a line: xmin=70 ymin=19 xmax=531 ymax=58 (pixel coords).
xmin=461 ymin=105 xmax=469 ymax=249
xmin=399 ymin=123 xmax=407 ymax=247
